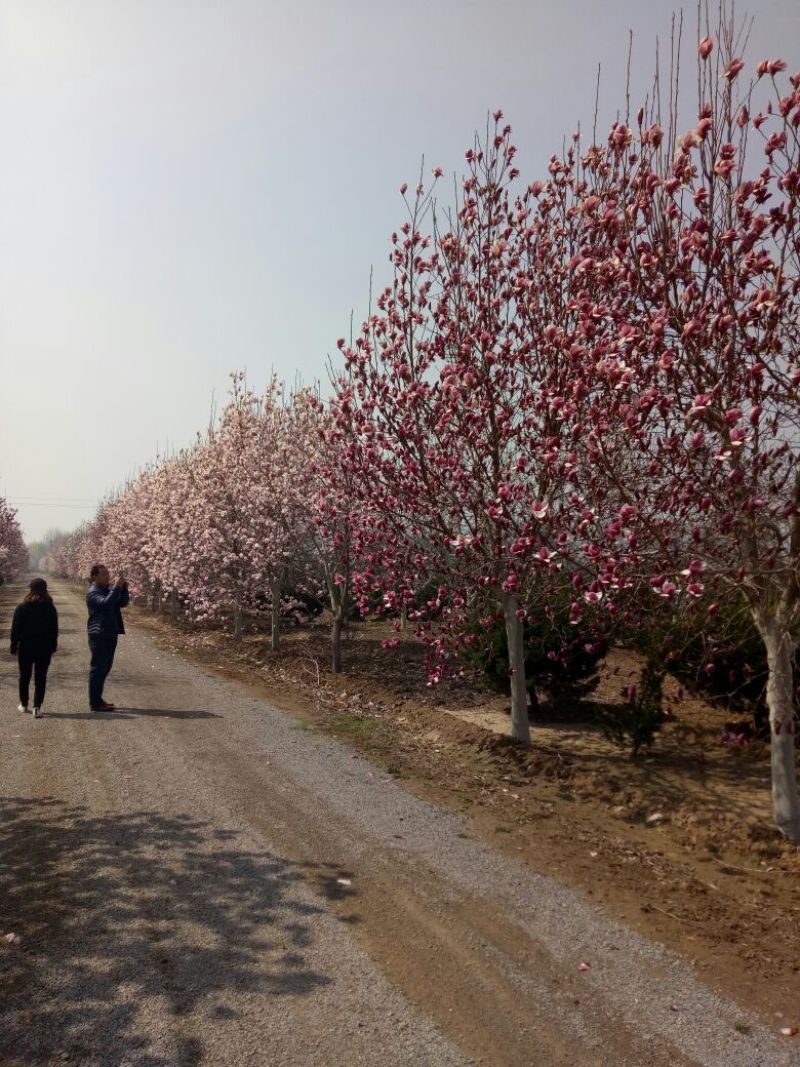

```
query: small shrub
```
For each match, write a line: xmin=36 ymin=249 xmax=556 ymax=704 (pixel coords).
xmin=600 ymin=663 xmax=666 ymax=756
xmin=621 ymin=594 xmax=799 ymax=735
xmin=460 ymin=606 xmax=608 ymax=717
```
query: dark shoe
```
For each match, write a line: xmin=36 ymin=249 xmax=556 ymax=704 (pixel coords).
xmin=90 ymin=704 xmax=112 ymax=712
xmin=99 ymin=700 xmax=116 ymax=710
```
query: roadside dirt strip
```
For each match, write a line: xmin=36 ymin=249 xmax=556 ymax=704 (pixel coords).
xmin=0 ymin=578 xmax=793 ymax=1067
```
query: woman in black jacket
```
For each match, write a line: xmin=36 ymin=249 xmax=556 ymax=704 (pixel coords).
xmin=10 ymin=578 xmax=58 ymax=719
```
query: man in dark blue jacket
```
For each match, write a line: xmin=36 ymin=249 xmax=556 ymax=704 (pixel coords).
xmin=87 ymin=564 xmax=130 ymax=711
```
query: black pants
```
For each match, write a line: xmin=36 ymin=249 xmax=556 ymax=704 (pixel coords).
xmin=18 ymin=649 xmax=52 ymax=709
xmin=89 ymin=635 xmax=118 ymax=707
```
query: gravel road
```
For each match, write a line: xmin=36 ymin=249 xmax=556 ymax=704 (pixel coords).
xmin=0 ymin=578 xmax=795 ymax=1067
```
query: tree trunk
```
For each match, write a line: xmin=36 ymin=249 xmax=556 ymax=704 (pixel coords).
xmin=502 ymin=592 xmax=530 ymax=745
xmin=270 ymin=577 xmax=281 ymax=652
xmin=170 ymin=588 xmax=178 ymax=620
xmin=759 ymin=616 xmax=800 ymax=842
xmin=528 ymin=681 xmax=540 ymax=717
xmin=332 ymin=610 xmax=344 ymax=674
xmin=233 ymin=593 xmax=242 ymax=643
xmin=326 ymin=573 xmax=346 ymax=674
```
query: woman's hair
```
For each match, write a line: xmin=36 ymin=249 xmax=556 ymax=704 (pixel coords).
xmin=24 ymin=578 xmax=52 ymax=604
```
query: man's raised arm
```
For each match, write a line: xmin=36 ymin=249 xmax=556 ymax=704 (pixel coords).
xmin=87 ymin=584 xmax=124 ymax=609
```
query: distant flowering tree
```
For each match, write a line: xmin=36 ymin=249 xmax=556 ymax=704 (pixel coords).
xmin=52 ymin=376 xmax=320 ymax=648
xmin=148 ymin=446 xmax=210 ymax=618
xmin=307 ymin=394 xmax=372 ymax=674
xmin=44 ymin=525 xmax=81 ymax=579
xmin=246 ymin=383 xmax=320 ymax=651
xmin=142 ymin=375 xmax=316 ymax=643
xmin=0 ymin=497 xmax=27 ymax=583
xmin=99 ymin=481 xmax=155 ymax=599
xmin=76 ymin=507 xmax=108 ymax=582
xmin=187 ymin=376 xmax=263 ymax=639
xmin=559 ymin=12 xmax=800 ymax=838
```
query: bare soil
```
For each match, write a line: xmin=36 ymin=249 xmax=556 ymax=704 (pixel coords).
xmin=126 ymin=601 xmax=800 ymax=1029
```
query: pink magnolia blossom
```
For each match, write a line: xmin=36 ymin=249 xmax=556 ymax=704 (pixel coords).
xmin=0 ymin=499 xmax=27 ymax=582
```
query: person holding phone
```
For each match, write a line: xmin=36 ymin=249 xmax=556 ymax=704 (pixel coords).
xmin=9 ymin=577 xmax=59 ymax=719
xmin=86 ymin=564 xmax=129 ymax=712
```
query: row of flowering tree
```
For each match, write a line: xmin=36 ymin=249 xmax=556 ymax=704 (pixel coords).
xmin=46 ymin=379 xmax=360 ymax=673
xmin=0 ymin=497 xmax=27 ymax=584
xmin=327 ymin=16 xmax=800 ymax=838
xmin=47 ymin=10 xmax=800 ymax=840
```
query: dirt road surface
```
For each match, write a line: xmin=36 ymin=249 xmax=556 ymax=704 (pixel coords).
xmin=0 ymin=578 xmax=794 ymax=1067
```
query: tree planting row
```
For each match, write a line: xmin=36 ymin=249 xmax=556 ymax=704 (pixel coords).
xmin=46 ymin=14 xmax=800 ymax=841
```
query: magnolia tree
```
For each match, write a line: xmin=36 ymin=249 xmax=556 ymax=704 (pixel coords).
xmin=125 ymin=468 xmax=170 ymax=605
xmin=241 ymin=382 xmax=318 ymax=650
xmin=49 ymin=377 xmax=320 ymax=648
xmin=151 ymin=378 xmax=312 ymax=641
xmin=44 ymin=525 xmax=82 ymax=579
xmin=26 ymin=529 xmax=67 ymax=573
xmin=330 ymin=122 xmax=608 ymax=743
xmin=97 ymin=484 xmax=154 ymax=598
xmin=181 ymin=378 xmax=263 ymax=639
xmin=74 ymin=510 xmax=106 ymax=582
xmin=194 ymin=377 xmax=317 ymax=644
xmin=308 ymin=395 xmax=370 ymax=673
xmin=555 ymin=15 xmax=800 ymax=838
xmin=146 ymin=446 xmax=211 ymax=618
xmin=48 ymin=453 xmax=222 ymax=616
xmin=0 ymin=498 xmax=27 ymax=583
xmin=45 ymin=504 xmax=117 ymax=584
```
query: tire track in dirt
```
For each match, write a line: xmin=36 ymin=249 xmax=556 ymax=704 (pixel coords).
xmin=154 ymin=728 xmax=694 ymax=1067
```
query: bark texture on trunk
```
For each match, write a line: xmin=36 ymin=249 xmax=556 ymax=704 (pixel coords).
xmin=503 ymin=592 xmax=530 ymax=745
xmin=327 ymin=574 xmax=345 ymax=674
xmin=233 ymin=594 xmax=242 ymax=643
xmin=270 ymin=578 xmax=281 ymax=652
xmin=759 ymin=616 xmax=800 ymax=842
xmin=331 ymin=612 xmax=343 ymax=674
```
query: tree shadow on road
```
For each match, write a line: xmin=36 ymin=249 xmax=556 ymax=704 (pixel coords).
xmin=0 ymin=797 xmax=332 ymax=1065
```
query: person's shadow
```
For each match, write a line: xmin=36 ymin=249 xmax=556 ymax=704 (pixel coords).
xmin=0 ymin=797 xmax=334 ymax=1065
xmin=51 ymin=707 xmax=222 ymax=720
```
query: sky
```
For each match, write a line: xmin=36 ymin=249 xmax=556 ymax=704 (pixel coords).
xmin=1 ymin=0 xmax=798 ymax=541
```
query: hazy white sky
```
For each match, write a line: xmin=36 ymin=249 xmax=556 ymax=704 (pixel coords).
xmin=1 ymin=0 xmax=798 ymax=540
